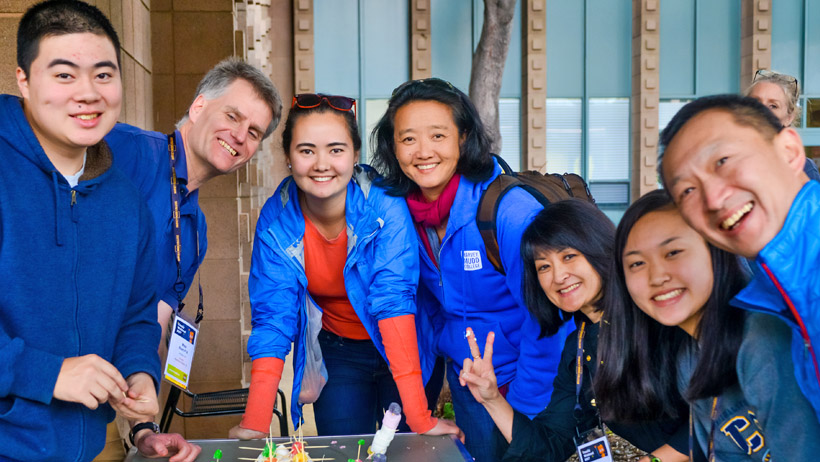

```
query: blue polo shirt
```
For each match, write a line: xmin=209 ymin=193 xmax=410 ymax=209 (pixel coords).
xmin=105 ymin=124 xmax=208 ymax=310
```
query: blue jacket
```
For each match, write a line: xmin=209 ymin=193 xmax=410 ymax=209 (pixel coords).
xmin=0 ymin=95 xmax=161 ymax=461
xmin=247 ymin=166 xmax=437 ymax=427
xmin=416 ymin=160 xmax=574 ymax=418
xmin=731 ymin=180 xmax=820 ymax=422
xmin=105 ymin=125 xmax=208 ymax=310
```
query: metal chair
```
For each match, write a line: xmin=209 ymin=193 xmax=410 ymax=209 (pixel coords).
xmin=159 ymin=386 xmax=288 ymax=436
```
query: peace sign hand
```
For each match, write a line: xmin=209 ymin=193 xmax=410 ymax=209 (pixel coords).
xmin=458 ymin=327 xmax=501 ymax=404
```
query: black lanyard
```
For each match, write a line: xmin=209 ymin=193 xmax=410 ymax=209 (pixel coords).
xmin=572 ymin=321 xmax=604 ymax=442
xmin=168 ymin=134 xmax=203 ymax=323
xmin=689 ymin=397 xmax=719 ymax=462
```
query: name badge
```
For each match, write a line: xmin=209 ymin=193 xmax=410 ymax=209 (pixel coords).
xmin=576 ymin=435 xmax=613 ymax=462
xmin=163 ymin=314 xmax=198 ymax=389
xmin=463 ymin=250 xmax=483 ymax=271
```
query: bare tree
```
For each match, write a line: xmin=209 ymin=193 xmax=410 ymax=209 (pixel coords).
xmin=469 ymin=0 xmax=517 ymax=155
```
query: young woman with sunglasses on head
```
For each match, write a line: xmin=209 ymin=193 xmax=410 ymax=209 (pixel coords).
xmin=745 ymin=69 xmax=820 ymax=181
xmin=595 ymin=190 xmax=820 ymax=461
xmin=370 ymin=79 xmax=572 ymax=460
xmin=460 ymin=200 xmax=697 ymax=462
xmin=228 ymin=94 xmax=462 ymax=440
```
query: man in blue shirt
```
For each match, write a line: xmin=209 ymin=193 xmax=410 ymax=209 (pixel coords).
xmin=98 ymin=58 xmax=281 ymax=460
xmin=106 ymin=59 xmax=282 ymax=342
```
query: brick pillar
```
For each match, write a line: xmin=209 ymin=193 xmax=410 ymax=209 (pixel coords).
xmin=631 ymin=0 xmax=660 ymax=200
xmin=522 ymin=0 xmax=546 ymax=171
xmin=151 ymin=0 xmax=240 ymax=439
xmin=741 ymin=0 xmax=772 ymax=89
xmin=411 ymin=0 xmax=431 ymax=80
xmin=293 ymin=0 xmax=314 ymax=94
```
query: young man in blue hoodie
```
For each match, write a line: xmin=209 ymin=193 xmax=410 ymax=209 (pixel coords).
xmin=0 ymin=1 xmax=195 ymax=460
xmin=658 ymin=94 xmax=820 ymax=425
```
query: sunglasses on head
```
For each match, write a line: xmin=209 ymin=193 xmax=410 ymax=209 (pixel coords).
xmin=292 ymin=94 xmax=357 ymax=116
xmin=753 ymin=69 xmax=799 ymax=99
xmin=391 ymin=77 xmax=456 ymax=98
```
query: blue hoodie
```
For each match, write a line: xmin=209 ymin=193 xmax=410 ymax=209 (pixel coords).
xmin=417 ymin=160 xmax=574 ymax=418
xmin=247 ymin=166 xmax=437 ymax=427
xmin=0 ymin=95 xmax=161 ymax=461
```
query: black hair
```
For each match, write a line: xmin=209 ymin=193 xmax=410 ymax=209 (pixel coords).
xmin=594 ymin=189 xmax=748 ymax=422
xmin=658 ymin=94 xmax=784 ymax=189
xmin=281 ymin=99 xmax=361 ymax=155
xmin=17 ymin=0 xmax=121 ymax=77
xmin=370 ymin=79 xmax=494 ymax=196
xmin=520 ymin=199 xmax=616 ymax=337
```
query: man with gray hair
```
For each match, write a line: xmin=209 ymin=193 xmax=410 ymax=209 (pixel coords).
xmin=107 ymin=57 xmax=282 ymax=340
xmin=98 ymin=57 xmax=282 ymax=459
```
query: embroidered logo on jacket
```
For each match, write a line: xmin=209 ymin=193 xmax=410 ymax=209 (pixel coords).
xmin=720 ymin=410 xmax=769 ymax=460
xmin=463 ymin=250 xmax=483 ymax=271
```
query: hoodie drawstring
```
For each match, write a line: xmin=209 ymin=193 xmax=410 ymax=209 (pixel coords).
xmin=51 ymin=171 xmax=63 ymax=246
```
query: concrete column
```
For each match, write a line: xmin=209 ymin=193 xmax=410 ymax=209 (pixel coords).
xmin=522 ymin=0 xmax=546 ymax=171
xmin=630 ymin=0 xmax=660 ymax=200
xmin=293 ymin=0 xmax=314 ymax=94
xmin=411 ymin=0 xmax=431 ymax=80
xmin=741 ymin=0 xmax=772 ymax=89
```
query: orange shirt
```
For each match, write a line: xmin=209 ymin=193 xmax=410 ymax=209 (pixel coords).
xmin=303 ymin=214 xmax=370 ymax=340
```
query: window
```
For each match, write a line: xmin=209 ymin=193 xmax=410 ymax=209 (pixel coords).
xmin=545 ymin=99 xmax=582 ymax=175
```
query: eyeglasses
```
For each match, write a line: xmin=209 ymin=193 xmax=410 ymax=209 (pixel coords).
xmin=391 ymin=77 xmax=456 ymax=98
xmin=753 ymin=69 xmax=799 ymax=99
xmin=292 ymin=93 xmax=357 ymax=117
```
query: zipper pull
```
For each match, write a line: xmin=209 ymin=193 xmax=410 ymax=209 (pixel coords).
xmin=70 ymin=189 xmax=77 ymax=206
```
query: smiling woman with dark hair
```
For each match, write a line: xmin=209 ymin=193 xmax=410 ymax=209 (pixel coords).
xmin=230 ymin=94 xmax=461 ymax=441
xmin=370 ymin=78 xmax=571 ymax=461
xmin=595 ymin=189 xmax=820 ymax=461
xmin=460 ymin=199 xmax=697 ymax=462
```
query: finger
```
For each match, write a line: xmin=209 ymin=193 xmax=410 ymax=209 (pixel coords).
xmin=460 ymin=371 xmax=492 ymax=390
xmin=459 ymin=359 xmax=473 ymax=386
xmin=457 ymin=429 xmax=465 ymax=443
xmin=89 ymin=383 xmax=110 ymax=405
xmin=466 ymin=327 xmax=482 ymax=360
xmin=91 ymin=356 xmax=129 ymax=391
xmin=80 ymin=393 xmax=100 ymax=410
xmin=171 ymin=442 xmax=201 ymax=462
xmin=150 ymin=437 xmax=169 ymax=457
xmin=483 ymin=331 xmax=495 ymax=363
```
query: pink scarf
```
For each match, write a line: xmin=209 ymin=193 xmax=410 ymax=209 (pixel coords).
xmin=405 ymin=174 xmax=461 ymax=227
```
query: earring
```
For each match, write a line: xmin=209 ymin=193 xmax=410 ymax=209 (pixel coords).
xmin=287 ymin=163 xmax=292 ymax=169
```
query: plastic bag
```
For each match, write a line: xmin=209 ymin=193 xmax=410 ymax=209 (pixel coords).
xmin=298 ymin=296 xmax=327 ymax=404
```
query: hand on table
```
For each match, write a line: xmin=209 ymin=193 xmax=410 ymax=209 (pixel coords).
xmin=136 ymin=431 xmax=201 ymax=462
xmin=53 ymin=354 xmax=128 ymax=410
xmin=458 ymin=328 xmax=501 ymax=405
xmin=229 ymin=424 xmax=268 ymax=440
xmin=423 ymin=418 xmax=465 ymax=443
xmin=112 ymin=372 xmax=159 ymax=421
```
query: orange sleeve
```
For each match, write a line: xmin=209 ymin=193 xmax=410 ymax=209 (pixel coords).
xmin=378 ymin=315 xmax=438 ymax=434
xmin=239 ymin=357 xmax=285 ymax=433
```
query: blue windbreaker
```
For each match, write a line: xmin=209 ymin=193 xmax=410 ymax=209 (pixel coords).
xmin=731 ymin=180 xmax=820 ymax=422
xmin=247 ymin=166 xmax=437 ymax=427
xmin=416 ymin=160 xmax=574 ymax=418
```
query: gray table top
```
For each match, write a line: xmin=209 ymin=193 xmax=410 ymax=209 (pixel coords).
xmin=124 ymin=433 xmax=472 ymax=462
